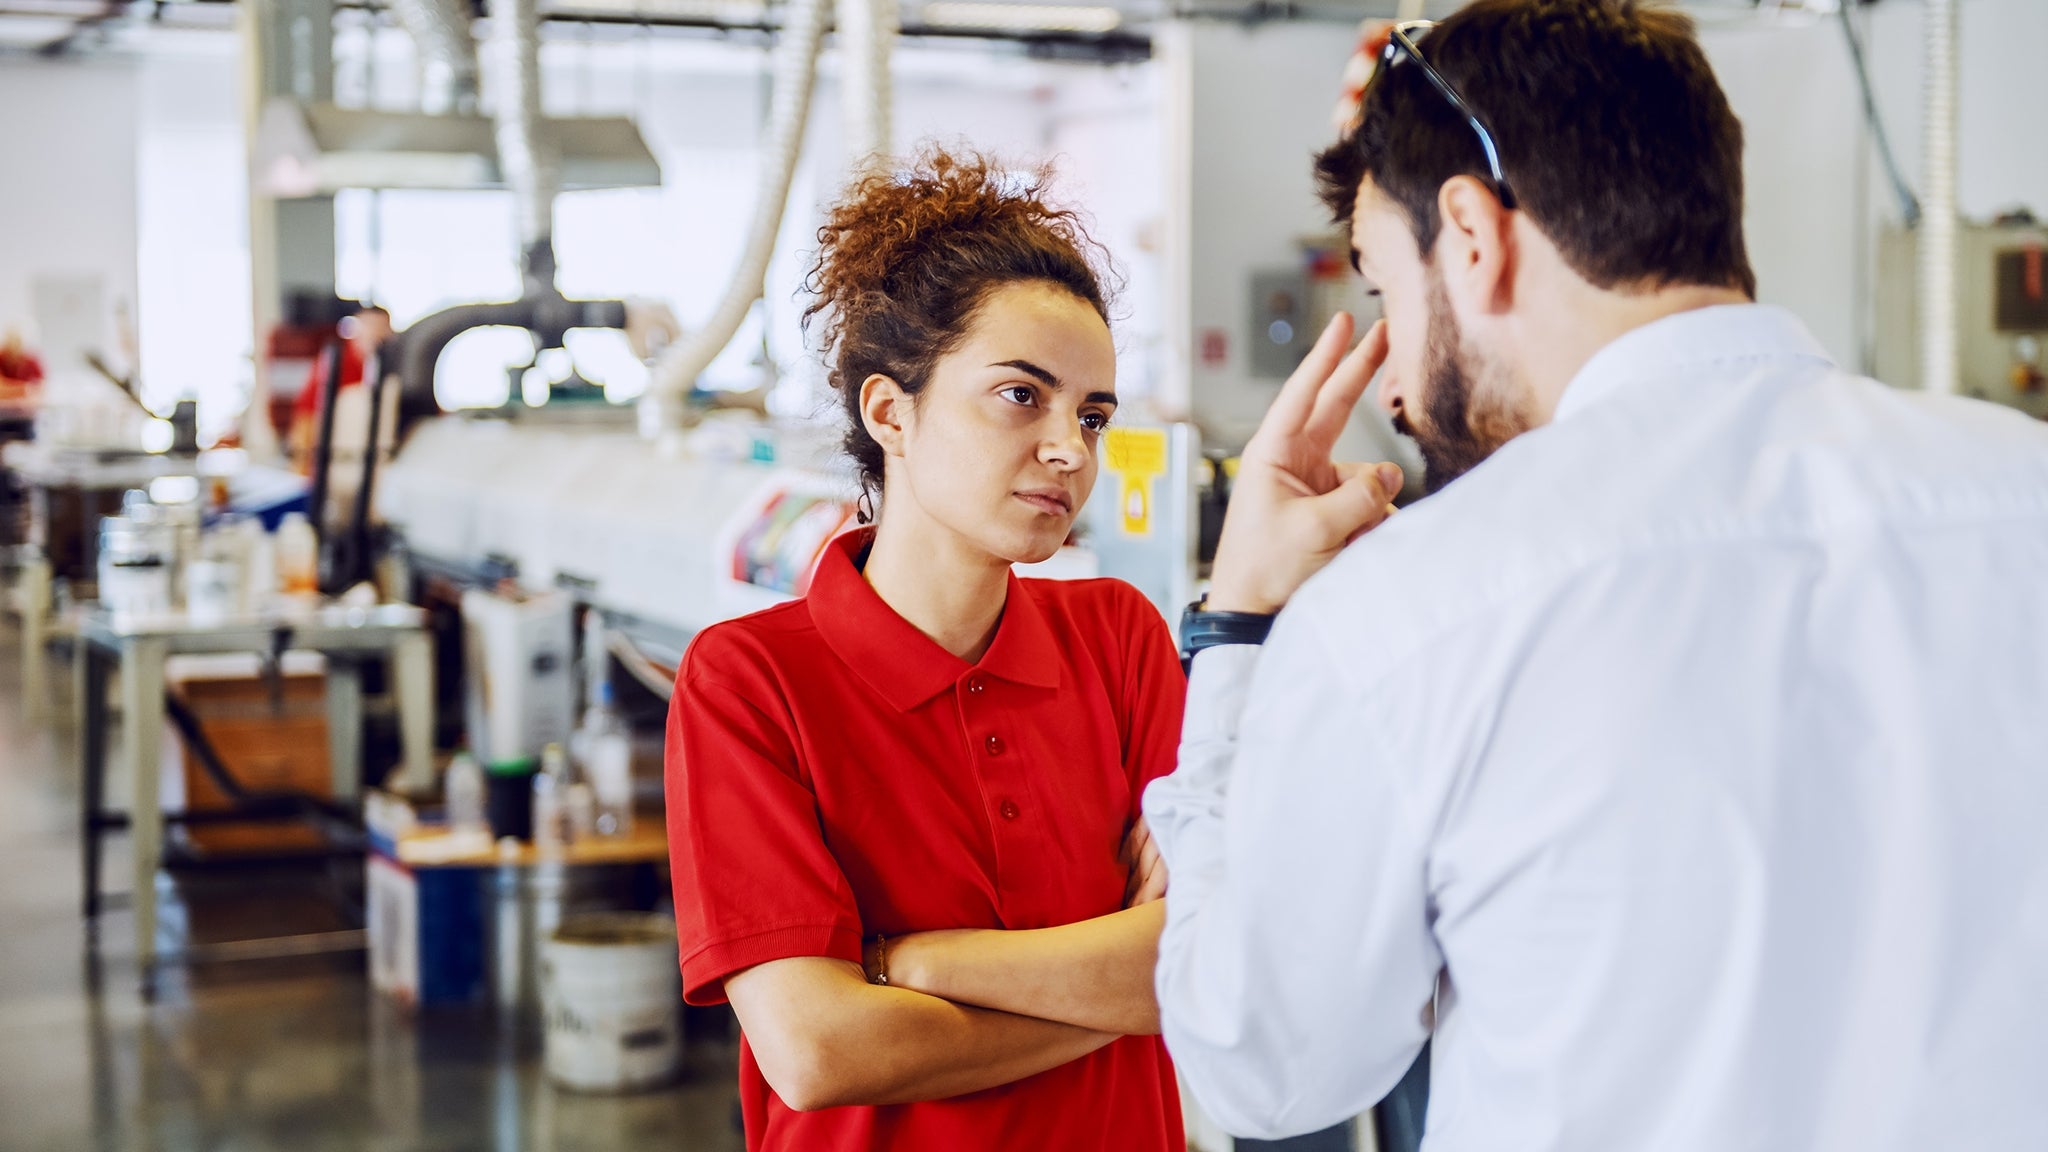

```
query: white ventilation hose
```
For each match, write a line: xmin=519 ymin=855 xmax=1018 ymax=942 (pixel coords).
xmin=489 ymin=0 xmax=559 ymax=253
xmin=838 ymin=0 xmax=898 ymax=167
xmin=640 ymin=0 xmax=833 ymax=433
xmin=1918 ymin=0 xmax=1958 ymax=394
xmin=391 ymin=0 xmax=479 ymax=115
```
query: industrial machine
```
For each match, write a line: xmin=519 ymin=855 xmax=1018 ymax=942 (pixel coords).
xmin=376 ymin=411 xmax=1200 ymax=669
xmin=1876 ymin=217 xmax=2048 ymax=418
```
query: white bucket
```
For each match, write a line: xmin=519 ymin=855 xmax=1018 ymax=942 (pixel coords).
xmin=542 ymin=913 xmax=684 ymax=1092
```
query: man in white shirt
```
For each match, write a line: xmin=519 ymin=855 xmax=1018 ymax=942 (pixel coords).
xmin=1144 ymin=1 xmax=2048 ymax=1149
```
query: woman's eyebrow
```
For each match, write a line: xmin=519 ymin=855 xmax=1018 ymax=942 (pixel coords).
xmin=991 ymin=359 xmax=1116 ymax=407
xmin=992 ymin=359 xmax=1060 ymax=387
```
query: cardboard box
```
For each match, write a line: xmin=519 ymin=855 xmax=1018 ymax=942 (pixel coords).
xmin=366 ymin=853 xmax=488 ymax=1008
xmin=365 ymin=791 xmax=488 ymax=1007
xmin=173 ymin=666 xmax=332 ymax=854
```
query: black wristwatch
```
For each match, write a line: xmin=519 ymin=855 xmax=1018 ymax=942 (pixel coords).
xmin=1179 ymin=599 xmax=1277 ymax=671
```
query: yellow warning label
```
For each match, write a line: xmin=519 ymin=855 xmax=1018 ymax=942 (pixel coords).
xmin=1104 ymin=427 xmax=1169 ymax=537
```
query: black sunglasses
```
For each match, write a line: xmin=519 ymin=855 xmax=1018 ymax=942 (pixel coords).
xmin=1378 ymin=20 xmax=1518 ymax=210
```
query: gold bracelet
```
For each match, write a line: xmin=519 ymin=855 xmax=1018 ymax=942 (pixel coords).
xmin=870 ymin=934 xmax=890 ymax=986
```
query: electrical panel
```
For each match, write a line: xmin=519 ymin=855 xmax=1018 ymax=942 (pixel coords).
xmin=1875 ymin=220 xmax=2048 ymax=417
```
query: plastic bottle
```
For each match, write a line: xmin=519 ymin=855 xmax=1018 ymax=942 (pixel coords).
xmin=564 ymin=782 xmax=597 ymax=841
xmin=275 ymin=511 xmax=319 ymax=601
xmin=446 ymin=751 xmax=487 ymax=838
xmin=239 ymin=518 xmax=276 ymax=613
xmin=185 ymin=527 xmax=243 ymax=624
xmin=579 ymin=683 xmax=633 ymax=838
xmin=533 ymin=743 xmax=569 ymax=854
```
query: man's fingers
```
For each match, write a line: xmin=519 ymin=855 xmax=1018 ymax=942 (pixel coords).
xmin=1313 ymin=461 xmax=1403 ymax=546
xmin=1259 ymin=312 xmax=1356 ymax=438
xmin=1332 ymin=460 xmax=1403 ymax=506
xmin=1304 ymin=318 xmax=1388 ymax=447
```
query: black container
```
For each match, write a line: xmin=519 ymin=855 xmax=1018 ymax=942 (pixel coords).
xmin=485 ymin=759 xmax=538 ymax=842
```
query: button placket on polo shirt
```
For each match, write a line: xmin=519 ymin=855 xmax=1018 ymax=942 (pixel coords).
xmin=958 ymin=673 xmax=1030 ymax=901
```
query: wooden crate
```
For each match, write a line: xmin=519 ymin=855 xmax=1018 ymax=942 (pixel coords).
xmin=175 ymin=672 xmax=333 ymax=854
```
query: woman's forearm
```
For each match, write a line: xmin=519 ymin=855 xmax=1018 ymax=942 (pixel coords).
xmin=882 ymin=902 xmax=1166 ymax=1035
xmin=726 ymin=956 xmax=1117 ymax=1111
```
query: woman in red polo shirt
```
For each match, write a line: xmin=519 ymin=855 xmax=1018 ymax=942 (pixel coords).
xmin=664 ymin=147 xmax=1183 ymax=1150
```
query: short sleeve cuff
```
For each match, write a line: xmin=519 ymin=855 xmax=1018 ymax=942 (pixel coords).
xmin=680 ymin=922 xmax=865 ymax=1006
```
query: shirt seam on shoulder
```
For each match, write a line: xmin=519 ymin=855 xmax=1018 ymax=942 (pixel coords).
xmin=671 ymin=671 xmax=816 ymax=790
xmin=1331 ymin=497 xmax=2048 ymax=703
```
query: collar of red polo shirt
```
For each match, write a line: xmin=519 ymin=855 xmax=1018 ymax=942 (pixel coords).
xmin=806 ymin=528 xmax=1063 ymax=710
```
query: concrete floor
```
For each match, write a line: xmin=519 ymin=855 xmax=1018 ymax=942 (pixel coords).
xmin=0 ymin=624 xmax=744 ymax=1152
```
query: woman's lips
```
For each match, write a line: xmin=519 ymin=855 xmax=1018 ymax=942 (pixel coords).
xmin=1015 ymin=490 xmax=1073 ymax=516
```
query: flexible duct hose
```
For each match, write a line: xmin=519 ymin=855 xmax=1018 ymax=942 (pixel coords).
xmin=391 ymin=0 xmax=479 ymax=115
xmin=489 ymin=0 xmax=559 ymax=257
xmin=640 ymin=0 xmax=833 ymax=434
xmin=839 ymin=0 xmax=899 ymax=167
xmin=1918 ymin=0 xmax=1958 ymax=394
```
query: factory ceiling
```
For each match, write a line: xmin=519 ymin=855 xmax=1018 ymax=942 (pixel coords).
xmin=0 ymin=0 xmax=1874 ymax=64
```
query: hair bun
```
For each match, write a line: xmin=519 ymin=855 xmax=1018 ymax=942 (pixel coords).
xmin=804 ymin=146 xmax=1105 ymax=391
xmin=801 ymin=143 xmax=1112 ymax=494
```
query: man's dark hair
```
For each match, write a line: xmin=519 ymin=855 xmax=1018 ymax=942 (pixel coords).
xmin=1316 ymin=0 xmax=1755 ymax=298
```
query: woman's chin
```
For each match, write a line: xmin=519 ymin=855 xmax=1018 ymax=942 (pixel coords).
xmin=985 ymin=526 xmax=1069 ymax=569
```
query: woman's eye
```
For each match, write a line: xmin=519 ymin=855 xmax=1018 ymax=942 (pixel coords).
xmin=1081 ymin=411 xmax=1111 ymax=432
xmin=1003 ymin=386 xmax=1037 ymax=407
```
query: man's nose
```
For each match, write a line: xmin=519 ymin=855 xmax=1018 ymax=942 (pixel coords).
xmin=1375 ymin=374 xmax=1403 ymax=420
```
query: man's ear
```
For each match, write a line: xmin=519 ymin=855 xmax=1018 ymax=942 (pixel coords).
xmin=1434 ymin=175 xmax=1515 ymax=315
xmin=860 ymin=373 xmax=911 ymax=459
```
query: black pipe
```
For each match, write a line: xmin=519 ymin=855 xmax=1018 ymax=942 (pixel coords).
xmin=329 ymin=353 xmax=393 ymax=595
xmin=1836 ymin=1 xmax=1920 ymax=228
xmin=164 ymin=690 xmax=361 ymax=829
xmin=392 ymin=294 xmax=629 ymax=429
xmin=305 ymin=339 xmax=346 ymax=549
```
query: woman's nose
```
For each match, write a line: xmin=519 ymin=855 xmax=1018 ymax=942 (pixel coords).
xmin=1041 ymin=421 xmax=1087 ymax=471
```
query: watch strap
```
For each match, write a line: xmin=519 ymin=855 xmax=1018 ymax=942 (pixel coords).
xmin=1179 ymin=600 xmax=1277 ymax=670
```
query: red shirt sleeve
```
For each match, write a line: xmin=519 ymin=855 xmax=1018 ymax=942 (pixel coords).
xmin=664 ymin=624 xmax=865 ymax=1005
xmin=1115 ymin=586 xmax=1188 ymax=823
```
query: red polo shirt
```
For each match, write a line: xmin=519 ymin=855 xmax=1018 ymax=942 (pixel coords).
xmin=665 ymin=528 xmax=1185 ymax=1152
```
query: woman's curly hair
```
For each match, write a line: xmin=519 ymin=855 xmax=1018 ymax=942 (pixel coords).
xmin=802 ymin=145 xmax=1113 ymax=496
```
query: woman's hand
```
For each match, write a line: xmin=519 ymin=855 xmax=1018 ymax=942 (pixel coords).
xmin=1123 ymin=818 xmax=1167 ymax=908
xmin=725 ymin=956 xmax=1115 ymax=1110
xmin=866 ymin=903 xmax=1167 ymax=1036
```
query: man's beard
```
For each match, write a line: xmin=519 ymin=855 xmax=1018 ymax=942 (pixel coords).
xmin=1391 ymin=276 xmax=1530 ymax=495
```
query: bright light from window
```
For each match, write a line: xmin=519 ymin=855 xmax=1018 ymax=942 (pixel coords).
xmin=140 ymin=419 xmax=175 ymax=454
xmin=919 ymin=2 xmax=1121 ymax=33
xmin=435 ymin=326 xmax=536 ymax=410
xmin=564 ymin=328 xmax=650 ymax=401
xmin=537 ymin=347 xmax=576 ymax=384
xmin=149 ymin=476 xmax=201 ymax=504
xmin=521 ymin=365 xmax=552 ymax=407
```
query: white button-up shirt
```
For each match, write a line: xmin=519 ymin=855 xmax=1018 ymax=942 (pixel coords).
xmin=1145 ymin=305 xmax=2048 ymax=1150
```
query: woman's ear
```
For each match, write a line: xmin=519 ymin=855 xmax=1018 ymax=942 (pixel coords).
xmin=859 ymin=373 xmax=911 ymax=459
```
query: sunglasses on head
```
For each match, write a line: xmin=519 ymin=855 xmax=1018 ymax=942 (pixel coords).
xmin=1376 ymin=20 xmax=1518 ymax=210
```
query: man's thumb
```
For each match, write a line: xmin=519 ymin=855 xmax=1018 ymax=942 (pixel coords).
xmin=1313 ymin=464 xmax=1394 ymax=543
